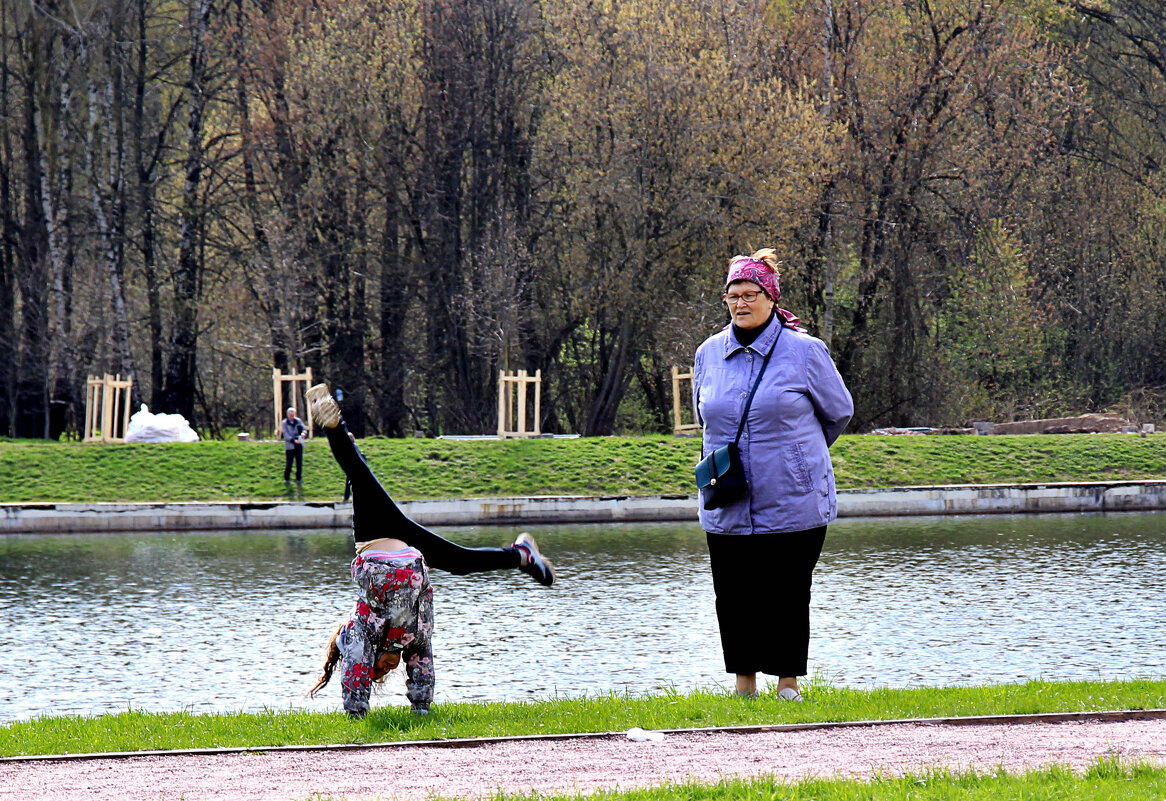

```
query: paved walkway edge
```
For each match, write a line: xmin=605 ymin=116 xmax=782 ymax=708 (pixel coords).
xmin=5 ymin=708 xmax=1164 ymax=763
xmin=4 ymin=480 xmax=1166 ymax=533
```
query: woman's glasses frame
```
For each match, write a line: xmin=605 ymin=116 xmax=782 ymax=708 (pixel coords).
xmin=723 ymin=291 xmax=763 ymax=305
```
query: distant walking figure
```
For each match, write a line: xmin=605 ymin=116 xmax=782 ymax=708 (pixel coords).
xmin=305 ymin=383 xmax=554 ymax=717
xmin=693 ymin=248 xmax=853 ymax=701
xmin=281 ymin=406 xmax=307 ymax=483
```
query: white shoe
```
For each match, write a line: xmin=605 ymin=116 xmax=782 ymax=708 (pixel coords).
xmin=777 ymin=687 xmax=804 ymax=702
xmin=305 ymin=383 xmax=341 ymax=429
xmin=513 ymin=532 xmax=555 ymax=586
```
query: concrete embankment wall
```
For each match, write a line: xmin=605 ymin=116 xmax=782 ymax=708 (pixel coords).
xmin=3 ymin=480 xmax=1166 ymax=533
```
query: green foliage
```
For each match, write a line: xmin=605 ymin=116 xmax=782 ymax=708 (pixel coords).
xmin=2 ymin=678 xmax=1162 ymax=757
xmin=935 ymin=221 xmax=1050 ymax=422
xmin=2 ymin=433 xmax=1166 ymax=503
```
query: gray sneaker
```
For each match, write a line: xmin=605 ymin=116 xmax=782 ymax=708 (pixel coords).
xmin=513 ymin=533 xmax=555 ymax=586
xmin=305 ymin=383 xmax=341 ymax=429
xmin=777 ymin=687 xmax=804 ymax=702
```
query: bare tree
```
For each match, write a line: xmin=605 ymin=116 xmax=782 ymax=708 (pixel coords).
xmin=131 ymin=0 xmax=182 ymax=411
xmin=0 ymin=0 xmax=18 ymax=435
xmin=77 ymin=0 xmax=138 ymax=393
xmin=161 ymin=0 xmax=213 ymax=419
xmin=10 ymin=3 xmax=54 ymax=437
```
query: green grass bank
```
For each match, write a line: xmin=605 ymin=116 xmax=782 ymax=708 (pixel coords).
xmin=454 ymin=764 xmax=1166 ymax=801
xmin=3 ymin=679 xmax=1162 ymax=758
xmin=3 ymin=433 xmax=1166 ymax=504
xmin=440 ymin=764 xmax=1166 ymax=801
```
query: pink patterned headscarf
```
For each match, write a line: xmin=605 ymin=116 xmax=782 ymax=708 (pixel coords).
xmin=725 ymin=256 xmax=805 ymax=331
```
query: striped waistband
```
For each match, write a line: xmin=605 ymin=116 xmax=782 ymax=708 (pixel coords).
xmin=358 ymin=546 xmax=423 ymax=561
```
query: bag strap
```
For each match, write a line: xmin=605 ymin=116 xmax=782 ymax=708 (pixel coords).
xmin=733 ymin=322 xmax=783 ymax=445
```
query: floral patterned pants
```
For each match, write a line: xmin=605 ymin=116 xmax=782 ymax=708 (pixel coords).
xmin=337 ymin=547 xmax=434 ymax=715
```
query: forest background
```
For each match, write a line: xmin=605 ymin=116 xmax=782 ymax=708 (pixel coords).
xmin=2 ymin=0 xmax=1164 ymax=440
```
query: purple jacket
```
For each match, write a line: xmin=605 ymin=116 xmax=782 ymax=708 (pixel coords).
xmin=693 ymin=319 xmax=853 ymax=535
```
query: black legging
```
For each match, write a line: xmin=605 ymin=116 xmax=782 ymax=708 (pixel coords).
xmin=325 ymin=422 xmax=521 ymax=575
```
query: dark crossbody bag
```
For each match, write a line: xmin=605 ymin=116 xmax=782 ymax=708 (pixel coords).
xmin=694 ymin=326 xmax=780 ymax=511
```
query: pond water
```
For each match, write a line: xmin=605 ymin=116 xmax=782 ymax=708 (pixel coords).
xmin=1 ymin=513 xmax=1163 ymax=722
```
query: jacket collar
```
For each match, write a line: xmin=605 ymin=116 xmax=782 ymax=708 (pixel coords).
xmin=722 ymin=317 xmax=783 ymax=359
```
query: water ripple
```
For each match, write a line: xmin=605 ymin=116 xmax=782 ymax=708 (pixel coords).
xmin=0 ymin=512 xmax=1163 ymax=721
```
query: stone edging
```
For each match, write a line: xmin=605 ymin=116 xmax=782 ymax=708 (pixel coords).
xmin=2 ymin=480 xmax=1166 ymax=533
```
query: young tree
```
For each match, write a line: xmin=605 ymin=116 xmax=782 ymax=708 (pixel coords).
xmin=936 ymin=221 xmax=1048 ymax=420
xmin=534 ymin=0 xmax=838 ymax=434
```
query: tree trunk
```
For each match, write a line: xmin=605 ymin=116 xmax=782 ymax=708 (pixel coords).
xmin=317 ymin=142 xmax=368 ymax=435
xmin=162 ymin=0 xmax=210 ymax=421
xmin=39 ymin=26 xmax=78 ymax=440
xmin=0 ymin=0 xmax=17 ymax=436
xmin=134 ymin=0 xmax=167 ymax=411
xmin=583 ymin=320 xmax=641 ymax=436
xmin=378 ymin=176 xmax=411 ymax=437
xmin=14 ymin=15 xmax=52 ymax=438
xmin=81 ymin=11 xmax=137 ymax=394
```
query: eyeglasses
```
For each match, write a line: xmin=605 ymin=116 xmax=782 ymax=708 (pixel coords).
xmin=724 ymin=291 xmax=763 ymax=304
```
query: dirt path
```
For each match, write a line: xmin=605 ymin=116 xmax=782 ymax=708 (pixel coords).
xmin=2 ymin=717 xmax=1163 ymax=801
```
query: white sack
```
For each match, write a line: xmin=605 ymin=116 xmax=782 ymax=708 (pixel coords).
xmin=125 ymin=404 xmax=200 ymax=443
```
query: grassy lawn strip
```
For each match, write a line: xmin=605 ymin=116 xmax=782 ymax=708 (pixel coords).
xmin=425 ymin=762 xmax=1166 ymax=801
xmin=3 ymin=678 xmax=1163 ymax=758
xmin=2 ymin=434 xmax=1166 ymax=503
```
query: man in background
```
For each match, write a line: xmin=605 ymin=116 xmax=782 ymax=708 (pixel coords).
xmin=281 ymin=406 xmax=307 ymax=483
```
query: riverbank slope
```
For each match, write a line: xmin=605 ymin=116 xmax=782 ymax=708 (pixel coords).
xmin=5 ymin=679 xmax=1164 ymax=757
xmin=4 ymin=433 xmax=1165 ymax=504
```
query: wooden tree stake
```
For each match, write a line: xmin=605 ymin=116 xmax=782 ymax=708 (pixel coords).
xmin=273 ymin=367 xmax=314 ymax=439
xmin=83 ymin=374 xmax=133 ymax=443
xmin=497 ymin=369 xmax=542 ymax=438
xmin=671 ymin=366 xmax=701 ymax=435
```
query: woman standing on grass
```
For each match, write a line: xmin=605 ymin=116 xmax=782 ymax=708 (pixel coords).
xmin=692 ymin=249 xmax=852 ymax=701
xmin=305 ymin=382 xmax=554 ymax=717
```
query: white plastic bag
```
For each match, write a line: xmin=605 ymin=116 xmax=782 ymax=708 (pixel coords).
xmin=125 ymin=404 xmax=200 ymax=443
xmin=625 ymin=727 xmax=665 ymax=742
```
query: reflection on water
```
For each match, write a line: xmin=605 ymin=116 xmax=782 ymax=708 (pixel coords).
xmin=1 ymin=513 xmax=1163 ymax=721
